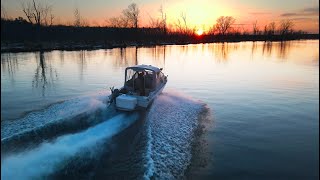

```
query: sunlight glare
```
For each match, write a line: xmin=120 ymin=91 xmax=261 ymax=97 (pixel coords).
xmin=196 ymin=29 xmax=204 ymax=36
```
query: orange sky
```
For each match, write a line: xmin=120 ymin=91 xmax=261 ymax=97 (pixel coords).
xmin=1 ymin=0 xmax=319 ymax=33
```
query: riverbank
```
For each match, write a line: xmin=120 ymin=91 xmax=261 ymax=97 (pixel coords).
xmin=1 ymin=34 xmax=318 ymax=53
xmin=0 ymin=40 xmax=173 ymax=53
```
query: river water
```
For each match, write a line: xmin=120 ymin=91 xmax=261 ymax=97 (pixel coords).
xmin=1 ymin=40 xmax=319 ymax=179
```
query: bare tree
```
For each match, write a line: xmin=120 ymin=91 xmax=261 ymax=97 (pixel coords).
xmin=296 ymin=30 xmax=305 ymax=35
xmin=20 ymin=0 xmax=53 ymax=26
xmin=81 ymin=18 xmax=89 ymax=27
xmin=49 ymin=13 xmax=54 ymax=26
xmin=252 ymin=20 xmax=260 ymax=35
xmin=148 ymin=5 xmax=167 ymax=33
xmin=279 ymin=20 xmax=294 ymax=35
xmin=41 ymin=5 xmax=53 ymax=26
xmin=108 ymin=17 xmax=120 ymax=27
xmin=148 ymin=14 xmax=161 ymax=28
xmin=174 ymin=18 xmax=183 ymax=33
xmin=269 ymin=22 xmax=276 ymax=35
xmin=74 ymin=7 xmax=81 ymax=27
xmin=159 ymin=5 xmax=167 ymax=33
xmin=1 ymin=3 xmax=8 ymax=20
xmin=21 ymin=0 xmax=39 ymax=25
xmin=181 ymin=12 xmax=187 ymax=33
xmin=233 ymin=26 xmax=242 ymax=35
xmin=241 ymin=24 xmax=249 ymax=35
xmin=263 ymin=25 xmax=268 ymax=35
xmin=215 ymin=16 xmax=236 ymax=35
xmin=108 ymin=16 xmax=129 ymax=28
xmin=208 ymin=25 xmax=217 ymax=35
xmin=21 ymin=0 xmax=49 ymax=26
xmin=174 ymin=11 xmax=192 ymax=34
xmin=107 ymin=3 xmax=139 ymax=28
xmin=123 ymin=3 xmax=140 ymax=28
xmin=264 ymin=22 xmax=276 ymax=35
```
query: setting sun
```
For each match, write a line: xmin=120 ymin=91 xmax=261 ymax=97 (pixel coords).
xmin=196 ymin=29 xmax=204 ymax=36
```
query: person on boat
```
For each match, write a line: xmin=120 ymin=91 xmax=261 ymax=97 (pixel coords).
xmin=134 ymin=71 xmax=145 ymax=96
xmin=145 ymin=71 xmax=153 ymax=89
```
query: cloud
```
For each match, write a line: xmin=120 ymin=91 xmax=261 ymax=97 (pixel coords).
xmin=280 ymin=6 xmax=319 ymax=17
xmin=302 ymin=7 xmax=319 ymax=13
xmin=289 ymin=17 xmax=313 ymax=21
xmin=281 ymin=13 xmax=298 ymax=17
xmin=249 ymin=12 xmax=271 ymax=15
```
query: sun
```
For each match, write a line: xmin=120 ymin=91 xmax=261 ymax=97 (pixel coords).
xmin=196 ymin=29 xmax=204 ymax=36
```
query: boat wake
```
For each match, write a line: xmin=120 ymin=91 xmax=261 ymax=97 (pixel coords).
xmin=142 ymin=89 xmax=211 ymax=179
xmin=1 ymin=89 xmax=212 ymax=180
xmin=1 ymin=112 xmax=139 ymax=180
xmin=1 ymin=91 xmax=117 ymax=154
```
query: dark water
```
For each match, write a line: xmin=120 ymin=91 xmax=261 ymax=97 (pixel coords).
xmin=1 ymin=40 xmax=319 ymax=179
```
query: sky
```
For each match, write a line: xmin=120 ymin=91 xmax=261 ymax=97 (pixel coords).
xmin=1 ymin=0 xmax=319 ymax=33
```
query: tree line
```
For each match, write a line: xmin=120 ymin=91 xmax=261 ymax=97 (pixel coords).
xmin=1 ymin=0 xmax=317 ymax=46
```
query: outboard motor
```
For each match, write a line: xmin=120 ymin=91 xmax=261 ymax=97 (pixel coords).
xmin=109 ymin=88 xmax=120 ymax=103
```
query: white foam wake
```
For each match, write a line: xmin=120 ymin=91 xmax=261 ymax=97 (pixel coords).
xmin=1 ymin=112 xmax=139 ymax=180
xmin=143 ymin=89 xmax=206 ymax=179
xmin=1 ymin=91 xmax=109 ymax=140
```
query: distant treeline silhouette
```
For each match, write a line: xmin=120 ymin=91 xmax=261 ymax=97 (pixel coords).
xmin=1 ymin=17 xmax=318 ymax=52
xmin=1 ymin=18 xmax=168 ymax=42
xmin=1 ymin=1 xmax=319 ymax=52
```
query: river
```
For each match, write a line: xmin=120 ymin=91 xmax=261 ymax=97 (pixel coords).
xmin=1 ymin=40 xmax=319 ymax=179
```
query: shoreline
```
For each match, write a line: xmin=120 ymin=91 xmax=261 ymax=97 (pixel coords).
xmin=1 ymin=36 xmax=318 ymax=53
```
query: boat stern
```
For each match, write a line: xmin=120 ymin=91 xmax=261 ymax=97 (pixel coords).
xmin=116 ymin=94 xmax=137 ymax=111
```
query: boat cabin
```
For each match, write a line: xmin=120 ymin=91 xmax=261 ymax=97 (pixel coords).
xmin=123 ymin=65 xmax=166 ymax=96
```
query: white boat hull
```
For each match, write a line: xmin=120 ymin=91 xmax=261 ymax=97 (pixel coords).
xmin=112 ymin=81 xmax=166 ymax=111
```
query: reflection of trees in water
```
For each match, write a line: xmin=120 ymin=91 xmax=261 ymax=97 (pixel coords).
xmin=78 ymin=50 xmax=86 ymax=80
xmin=277 ymin=41 xmax=291 ymax=59
xmin=216 ymin=43 xmax=228 ymax=61
xmin=135 ymin=47 xmax=138 ymax=65
xmin=181 ymin=45 xmax=188 ymax=55
xmin=251 ymin=42 xmax=258 ymax=59
xmin=32 ymin=51 xmax=58 ymax=97
xmin=148 ymin=46 xmax=166 ymax=68
xmin=262 ymin=41 xmax=291 ymax=59
xmin=213 ymin=42 xmax=239 ymax=62
xmin=162 ymin=46 xmax=166 ymax=68
xmin=1 ymin=53 xmax=19 ymax=85
xmin=262 ymin=41 xmax=273 ymax=57
xmin=105 ymin=45 xmax=168 ymax=69
xmin=112 ymin=47 xmax=139 ymax=67
xmin=59 ymin=51 xmax=65 ymax=65
xmin=111 ymin=46 xmax=166 ymax=68
xmin=169 ymin=43 xmax=237 ymax=63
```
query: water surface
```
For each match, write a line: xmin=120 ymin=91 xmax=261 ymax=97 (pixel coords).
xmin=1 ymin=40 xmax=319 ymax=179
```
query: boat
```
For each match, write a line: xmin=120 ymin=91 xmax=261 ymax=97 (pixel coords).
xmin=108 ymin=65 xmax=168 ymax=111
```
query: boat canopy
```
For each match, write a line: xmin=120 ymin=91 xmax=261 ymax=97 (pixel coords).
xmin=126 ymin=65 xmax=161 ymax=73
xmin=123 ymin=65 xmax=165 ymax=95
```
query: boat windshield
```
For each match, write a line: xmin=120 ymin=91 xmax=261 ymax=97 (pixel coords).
xmin=125 ymin=69 xmax=138 ymax=84
xmin=156 ymin=71 xmax=165 ymax=86
xmin=124 ymin=69 xmax=155 ymax=95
